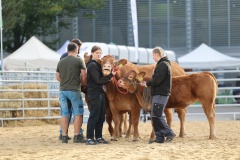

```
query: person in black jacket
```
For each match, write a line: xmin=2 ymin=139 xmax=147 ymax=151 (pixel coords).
xmin=85 ymin=45 xmax=117 ymax=145
xmin=141 ymin=47 xmax=176 ymax=144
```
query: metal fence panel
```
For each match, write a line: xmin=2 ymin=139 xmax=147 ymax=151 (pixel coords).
xmin=1 ymin=70 xmax=240 ymax=127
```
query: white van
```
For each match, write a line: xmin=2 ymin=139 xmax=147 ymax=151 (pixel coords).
xmin=79 ymin=42 xmax=177 ymax=64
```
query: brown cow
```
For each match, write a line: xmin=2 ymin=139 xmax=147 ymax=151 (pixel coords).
xmin=100 ymin=55 xmax=142 ymax=141
xmin=114 ymin=61 xmax=188 ymax=139
xmin=101 ymin=56 xmax=187 ymax=140
xmin=118 ymin=70 xmax=218 ymax=139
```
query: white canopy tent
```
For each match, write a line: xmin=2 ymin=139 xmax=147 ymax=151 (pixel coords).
xmin=56 ymin=40 xmax=70 ymax=55
xmin=4 ymin=36 xmax=60 ymax=70
xmin=178 ymin=43 xmax=240 ymax=69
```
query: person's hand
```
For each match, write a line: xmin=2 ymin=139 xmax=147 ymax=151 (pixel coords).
xmin=112 ymin=65 xmax=119 ymax=75
xmin=112 ymin=70 xmax=117 ymax=75
xmin=140 ymin=81 xmax=147 ymax=87
xmin=113 ymin=65 xmax=119 ymax=72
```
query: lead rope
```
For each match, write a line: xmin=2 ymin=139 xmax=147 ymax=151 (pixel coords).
xmin=113 ymin=76 xmax=129 ymax=94
xmin=142 ymin=87 xmax=151 ymax=122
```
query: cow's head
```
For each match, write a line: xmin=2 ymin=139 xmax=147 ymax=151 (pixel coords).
xmin=101 ymin=56 xmax=128 ymax=76
xmin=101 ymin=55 xmax=116 ymax=76
xmin=118 ymin=70 xmax=146 ymax=93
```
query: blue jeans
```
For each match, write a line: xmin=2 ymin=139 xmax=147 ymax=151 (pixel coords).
xmin=59 ymin=90 xmax=84 ymax=116
xmin=59 ymin=90 xmax=84 ymax=134
xmin=59 ymin=107 xmax=83 ymax=134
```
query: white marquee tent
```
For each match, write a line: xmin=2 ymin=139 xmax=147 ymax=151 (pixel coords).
xmin=4 ymin=36 xmax=60 ymax=70
xmin=178 ymin=43 xmax=240 ymax=69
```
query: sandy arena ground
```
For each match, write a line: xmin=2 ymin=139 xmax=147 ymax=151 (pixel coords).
xmin=0 ymin=120 xmax=240 ymax=160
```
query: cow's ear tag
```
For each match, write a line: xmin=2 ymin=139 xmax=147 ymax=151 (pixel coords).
xmin=138 ymin=77 xmax=143 ymax=82
xmin=136 ymin=72 xmax=146 ymax=82
xmin=118 ymin=64 xmax=123 ymax=68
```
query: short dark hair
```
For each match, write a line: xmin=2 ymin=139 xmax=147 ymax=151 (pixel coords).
xmin=71 ymin=38 xmax=82 ymax=47
xmin=67 ymin=42 xmax=78 ymax=52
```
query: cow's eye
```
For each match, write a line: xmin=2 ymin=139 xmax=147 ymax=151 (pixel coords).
xmin=129 ymin=76 xmax=133 ymax=79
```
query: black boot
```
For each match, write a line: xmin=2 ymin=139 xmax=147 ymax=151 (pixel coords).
xmin=62 ymin=135 xmax=68 ymax=143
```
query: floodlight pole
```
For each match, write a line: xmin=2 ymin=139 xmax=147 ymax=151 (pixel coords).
xmin=0 ymin=0 xmax=3 ymax=71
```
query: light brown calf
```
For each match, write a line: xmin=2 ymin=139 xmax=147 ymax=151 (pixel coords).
xmin=115 ymin=61 xmax=188 ymax=139
xmin=101 ymin=56 xmax=141 ymax=141
xmin=118 ymin=71 xmax=218 ymax=139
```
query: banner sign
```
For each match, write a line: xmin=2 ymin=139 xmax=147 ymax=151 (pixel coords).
xmin=130 ymin=0 xmax=139 ymax=61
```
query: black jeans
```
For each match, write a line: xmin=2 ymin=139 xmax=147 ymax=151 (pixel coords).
xmin=151 ymin=95 xmax=175 ymax=141
xmin=86 ymin=93 xmax=106 ymax=139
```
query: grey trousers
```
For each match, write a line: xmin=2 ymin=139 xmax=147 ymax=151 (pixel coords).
xmin=151 ymin=95 xmax=175 ymax=141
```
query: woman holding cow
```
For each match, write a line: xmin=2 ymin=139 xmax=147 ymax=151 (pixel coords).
xmin=141 ymin=47 xmax=176 ymax=143
xmin=85 ymin=45 xmax=118 ymax=145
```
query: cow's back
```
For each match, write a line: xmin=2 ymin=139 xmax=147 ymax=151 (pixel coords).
xmin=171 ymin=62 xmax=186 ymax=77
xmin=168 ymin=72 xmax=218 ymax=108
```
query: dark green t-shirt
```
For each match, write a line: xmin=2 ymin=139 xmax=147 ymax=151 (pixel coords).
xmin=56 ymin=56 xmax=86 ymax=91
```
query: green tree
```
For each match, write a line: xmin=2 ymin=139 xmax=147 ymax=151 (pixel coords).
xmin=2 ymin=0 xmax=105 ymax=53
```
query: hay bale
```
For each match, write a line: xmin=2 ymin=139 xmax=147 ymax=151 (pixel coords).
xmin=1 ymin=83 xmax=61 ymax=124
xmin=0 ymin=111 xmax=12 ymax=118
xmin=24 ymin=100 xmax=47 ymax=108
xmin=9 ymin=83 xmax=47 ymax=90
xmin=3 ymin=119 xmax=59 ymax=127
xmin=17 ymin=109 xmax=60 ymax=117
xmin=0 ymin=88 xmax=23 ymax=118
xmin=51 ymin=110 xmax=60 ymax=116
xmin=0 ymin=110 xmax=24 ymax=118
xmin=50 ymin=100 xmax=60 ymax=107
xmin=9 ymin=83 xmax=48 ymax=98
xmin=0 ymin=92 xmax=23 ymax=108
xmin=8 ymin=83 xmax=57 ymax=108
xmin=0 ymin=86 xmax=11 ymax=90
xmin=25 ymin=110 xmax=48 ymax=117
xmin=23 ymin=99 xmax=59 ymax=108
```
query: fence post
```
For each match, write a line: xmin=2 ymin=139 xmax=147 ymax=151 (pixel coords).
xmin=47 ymin=72 xmax=50 ymax=117
xmin=21 ymin=72 xmax=25 ymax=118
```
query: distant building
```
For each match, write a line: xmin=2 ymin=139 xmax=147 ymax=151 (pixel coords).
xmin=47 ymin=0 xmax=240 ymax=58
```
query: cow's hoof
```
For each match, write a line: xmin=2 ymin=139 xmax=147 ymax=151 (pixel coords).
xmin=209 ymin=135 xmax=217 ymax=140
xmin=110 ymin=138 xmax=118 ymax=141
xmin=179 ymin=133 xmax=187 ymax=138
xmin=132 ymin=139 xmax=139 ymax=142
xmin=125 ymin=133 xmax=131 ymax=138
